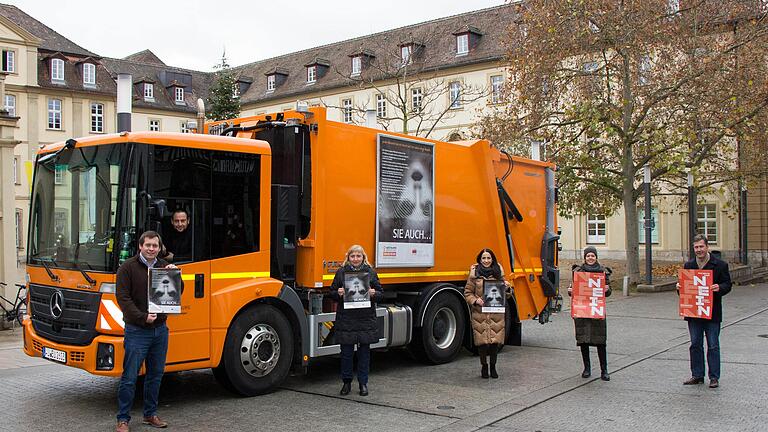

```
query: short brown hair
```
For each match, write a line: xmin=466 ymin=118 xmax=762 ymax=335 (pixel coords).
xmin=138 ymin=230 xmax=163 ymax=248
xmin=692 ymin=234 xmax=708 ymax=246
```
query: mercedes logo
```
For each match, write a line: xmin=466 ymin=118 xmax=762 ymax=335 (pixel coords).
xmin=50 ymin=290 xmax=64 ymax=320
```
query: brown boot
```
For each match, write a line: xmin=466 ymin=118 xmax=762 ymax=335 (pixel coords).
xmin=142 ymin=415 xmax=168 ymax=428
xmin=115 ymin=420 xmax=129 ymax=432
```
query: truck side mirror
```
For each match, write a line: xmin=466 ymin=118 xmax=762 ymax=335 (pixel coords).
xmin=148 ymin=198 xmax=167 ymax=219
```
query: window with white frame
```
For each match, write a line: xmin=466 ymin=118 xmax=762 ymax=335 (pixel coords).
xmin=456 ymin=34 xmax=469 ymax=55
xmin=83 ymin=63 xmax=96 ymax=86
xmin=401 ymin=45 xmax=412 ymax=65
xmin=149 ymin=119 xmax=160 ymax=132
xmin=587 ymin=214 xmax=606 ymax=244
xmin=232 ymin=83 xmax=240 ymax=98
xmin=174 ymin=87 xmax=184 ymax=103
xmin=51 ymin=58 xmax=65 ymax=82
xmin=638 ymin=207 xmax=659 ymax=244
xmin=54 ymin=165 xmax=65 ymax=185
xmin=90 ymin=102 xmax=104 ymax=133
xmin=449 ymin=81 xmax=462 ymax=109
xmin=2 ymin=49 xmax=15 ymax=73
xmin=4 ymin=94 xmax=15 ymax=117
xmin=13 ymin=156 xmax=19 ymax=184
xmin=144 ymin=83 xmax=154 ymax=100
xmin=180 ymin=120 xmax=191 ymax=133
xmin=342 ymin=98 xmax=353 ymax=123
xmin=48 ymin=98 xmax=62 ymax=129
xmin=696 ymin=204 xmax=717 ymax=243
xmin=376 ymin=93 xmax=387 ymax=118
xmin=411 ymin=87 xmax=423 ymax=112
xmin=307 ymin=65 xmax=316 ymax=83
xmin=490 ymin=75 xmax=503 ymax=104
xmin=351 ymin=56 xmax=361 ymax=76
xmin=267 ymin=75 xmax=276 ymax=91
xmin=15 ymin=208 xmax=22 ymax=249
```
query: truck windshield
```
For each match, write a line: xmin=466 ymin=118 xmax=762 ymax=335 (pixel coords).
xmin=28 ymin=143 xmax=129 ymax=272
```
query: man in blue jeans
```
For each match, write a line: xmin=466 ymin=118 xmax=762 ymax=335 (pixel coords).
xmin=678 ymin=234 xmax=732 ymax=389
xmin=115 ymin=231 xmax=177 ymax=431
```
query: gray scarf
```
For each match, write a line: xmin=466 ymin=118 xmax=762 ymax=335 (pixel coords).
xmin=696 ymin=253 xmax=710 ymax=269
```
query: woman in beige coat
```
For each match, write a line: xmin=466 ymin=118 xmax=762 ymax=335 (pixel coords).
xmin=464 ymin=248 xmax=512 ymax=378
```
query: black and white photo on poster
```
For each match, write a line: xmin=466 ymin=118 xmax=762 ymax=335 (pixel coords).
xmin=343 ymin=272 xmax=371 ymax=309
xmin=482 ymin=279 xmax=506 ymax=314
xmin=376 ymin=134 xmax=434 ymax=267
xmin=148 ymin=267 xmax=182 ymax=314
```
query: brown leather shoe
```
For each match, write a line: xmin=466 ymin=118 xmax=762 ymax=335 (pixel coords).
xmin=142 ymin=415 xmax=168 ymax=428
xmin=709 ymin=379 xmax=719 ymax=388
xmin=115 ymin=420 xmax=129 ymax=432
xmin=683 ymin=376 xmax=704 ymax=385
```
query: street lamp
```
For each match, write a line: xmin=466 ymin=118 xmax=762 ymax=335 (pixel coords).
xmin=644 ymin=164 xmax=652 ymax=284
xmin=687 ymin=170 xmax=697 ymax=260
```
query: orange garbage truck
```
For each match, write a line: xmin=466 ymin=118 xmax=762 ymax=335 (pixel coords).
xmin=22 ymin=106 xmax=559 ymax=395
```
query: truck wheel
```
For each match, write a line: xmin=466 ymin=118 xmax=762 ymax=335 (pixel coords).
xmin=215 ymin=304 xmax=293 ymax=396
xmin=409 ymin=291 xmax=465 ymax=364
xmin=505 ymin=304 xmax=522 ymax=346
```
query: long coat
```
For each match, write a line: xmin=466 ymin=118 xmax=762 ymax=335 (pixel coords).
xmin=329 ymin=264 xmax=384 ymax=345
xmin=682 ymin=255 xmax=731 ymax=323
xmin=571 ymin=264 xmax=612 ymax=346
xmin=464 ymin=264 xmax=510 ymax=346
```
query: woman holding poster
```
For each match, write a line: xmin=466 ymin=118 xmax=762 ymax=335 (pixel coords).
xmin=568 ymin=246 xmax=612 ymax=381
xmin=329 ymin=245 xmax=383 ymax=397
xmin=464 ymin=249 xmax=512 ymax=379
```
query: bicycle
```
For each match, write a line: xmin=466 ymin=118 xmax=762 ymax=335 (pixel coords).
xmin=0 ymin=282 xmax=27 ymax=327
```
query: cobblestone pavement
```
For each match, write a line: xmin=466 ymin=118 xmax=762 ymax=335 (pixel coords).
xmin=0 ymin=283 xmax=766 ymax=432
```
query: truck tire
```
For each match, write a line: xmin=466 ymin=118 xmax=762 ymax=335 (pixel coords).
xmin=409 ymin=290 xmax=465 ymax=364
xmin=215 ymin=304 xmax=293 ymax=396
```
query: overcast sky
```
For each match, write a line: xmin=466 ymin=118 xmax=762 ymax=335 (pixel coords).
xmin=7 ymin=0 xmax=503 ymax=71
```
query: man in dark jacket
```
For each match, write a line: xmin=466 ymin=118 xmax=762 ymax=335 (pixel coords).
xmin=163 ymin=209 xmax=193 ymax=263
xmin=679 ymin=234 xmax=732 ymax=389
xmin=115 ymin=231 xmax=177 ymax=432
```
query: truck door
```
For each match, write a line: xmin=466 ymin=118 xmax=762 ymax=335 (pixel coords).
xmin=150 ymin=146 xmax=212 ymax=366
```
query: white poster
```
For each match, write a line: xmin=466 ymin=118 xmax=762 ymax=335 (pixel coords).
xmin=376 ymin=134 xmax=434 ymax=267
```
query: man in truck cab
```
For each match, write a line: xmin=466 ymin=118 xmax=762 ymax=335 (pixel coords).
xmin=115 ymin=231 xmax=177 ymax=431
xmin=162 ymin=209 xmax=193 ymax=263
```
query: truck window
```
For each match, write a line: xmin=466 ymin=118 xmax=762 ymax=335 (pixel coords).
xmin=211 ymin=151 xmax=261 ymax=258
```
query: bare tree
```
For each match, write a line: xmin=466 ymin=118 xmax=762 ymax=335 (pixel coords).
xmin=476 ymin=0 xmax=768 ymax=284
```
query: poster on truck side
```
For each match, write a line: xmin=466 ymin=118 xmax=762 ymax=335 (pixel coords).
xmin=343 ymin=271 xmax=371 ymax=309
xmin=148 ymin=267 xmax=182 ymax=314
xmin=571 ymin=272 xmax=607 ymax=319
xmin=375 ymin=134 xmax=435 ymax=267
xmin=678 ymin=269 xmax=714 ymax=319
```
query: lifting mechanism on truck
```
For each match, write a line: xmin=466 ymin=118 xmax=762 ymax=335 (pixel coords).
xmin=22 ymin=103 xmax=560 ymax=396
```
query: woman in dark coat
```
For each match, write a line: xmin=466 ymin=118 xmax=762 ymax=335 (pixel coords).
xmin=329 ymin=244 xmax=383 ymax=396
xmin=568 ymin=246 xmax=612 ymax=381
xmin=464 ymin=248 xmax=512 ymax=379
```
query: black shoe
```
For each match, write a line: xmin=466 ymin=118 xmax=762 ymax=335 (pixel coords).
xmin=683 ymin=377 xmax=705 ymax=385
xmin=490 ymin=365 xmax=498 ymax=379
xmin=340 ymin=381 xmax=351 ymax=395
xmin=581 ymin=368 xmax=591 ymax=378
xmin=481 ymin=364 xmax=489 ymax=379
xmin=709 ymin=379 xmax=719 ymax=388
xmin=600 ymin=371 xmax=610 ymax=381
xmin=359 ymin=384 xmax=368 ymax=396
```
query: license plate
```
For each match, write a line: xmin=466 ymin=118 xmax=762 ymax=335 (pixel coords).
xmin=42 ymin=347 xmax=67 ymax=364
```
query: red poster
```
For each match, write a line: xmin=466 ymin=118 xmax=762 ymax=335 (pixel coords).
xmin=571 ymin=272 xmax=607 ymax=319
xmin=678 ymin=269 xmax=714 ymax=319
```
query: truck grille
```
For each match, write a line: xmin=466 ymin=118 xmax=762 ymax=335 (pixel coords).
xmin=29 ymin=284 xmax=100 ymax=346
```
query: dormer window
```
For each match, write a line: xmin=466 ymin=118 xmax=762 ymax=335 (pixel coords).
xmin=82 ymin=63 xmax=96 ymax=86
xmin=51 ymin=58 xmax=64 ymax=82
xmin=401 ymin=45 xmax=412 ymax=65
xmin=174 ymin=87 xmax=184 ymax=103
xmin=456 ymin=34 xmax=469 ymax=55
xmin=144 ymin=83 xmax=154 ymax=100
xmin=265 ymin=67 xmax=289 ymax=92
xmin=351 ymin=56 xmax=361 ymax=76
xmin=267 ymin=74 xmax=276 ymax=92
xmin=307 ymin=65 xmax=316 ymax=84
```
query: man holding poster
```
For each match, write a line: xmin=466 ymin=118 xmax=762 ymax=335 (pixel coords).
xmin=677 ymin=234 xmax=732 ymax=389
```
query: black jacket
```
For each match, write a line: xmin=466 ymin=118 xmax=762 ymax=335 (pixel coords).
xmin=571 ymin=263 xmax=612 ymax=346
xmin=683 ymin=255 xmax=732 ymax=323
xmin=329 ymin=264 xmax=384 ymax=345
xmin=116 ymin=255 xmax=169 ymax=328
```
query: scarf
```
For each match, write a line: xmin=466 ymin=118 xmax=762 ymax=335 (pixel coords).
xmin=696 ymin=253 xmax=710 ymax=269
xmin=476 ymin=263 xmax=501 ymax=280
xmin=579 ymin=261 xmax=604 ymax=273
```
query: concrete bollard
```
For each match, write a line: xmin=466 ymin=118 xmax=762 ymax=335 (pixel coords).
xmin=623 ymin=276 xmax=629 ymax=296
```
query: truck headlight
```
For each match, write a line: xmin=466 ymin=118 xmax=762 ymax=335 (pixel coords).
xmin=99 ymin=283 xmax=116 ymax=293
xmin=96 ymin=343 xmax=114 ymax=371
